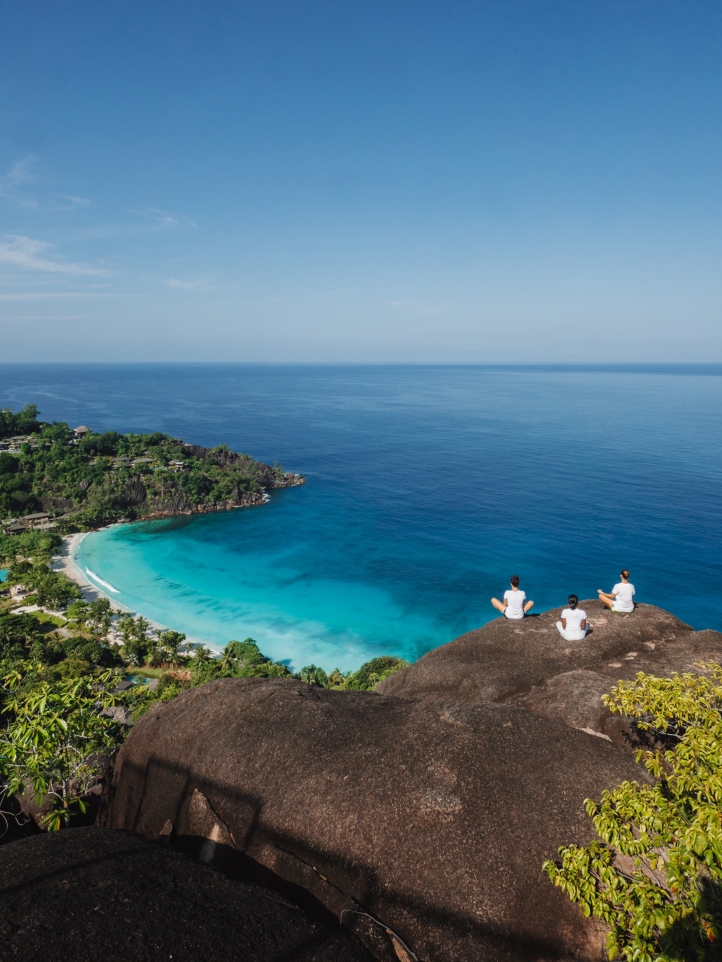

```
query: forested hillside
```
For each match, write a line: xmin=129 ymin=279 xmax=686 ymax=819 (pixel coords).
xmin=0 ymin=404 xmax=303 ymax=529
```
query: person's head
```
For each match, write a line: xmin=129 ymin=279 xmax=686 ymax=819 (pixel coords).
xmin=510 ymin=575 xmax=520 ymax=588
xmin=568 ymin=594 xmax=578 ymax=609
xmin=620 ymin=569 xmax=630 ymax=582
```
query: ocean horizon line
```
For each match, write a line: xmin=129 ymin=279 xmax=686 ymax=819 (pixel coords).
xmin=3 ymin=361 xmax=722 ymax=375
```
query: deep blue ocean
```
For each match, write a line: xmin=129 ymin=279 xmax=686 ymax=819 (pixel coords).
xmin=1 ymin=364 xmax=721 ymax=671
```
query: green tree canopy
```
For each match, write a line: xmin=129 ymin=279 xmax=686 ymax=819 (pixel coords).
xmin=544 ymin=666 xmax=722 ymax=961
xmin=0 ymin=664 xmax=124 ymax=829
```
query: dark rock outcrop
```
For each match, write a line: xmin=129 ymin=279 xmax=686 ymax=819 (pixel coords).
xmin=123 ymin=474 xmax=147 ymax=506
xmin=40 ymin=494 xmax=75 ymax=513
xmin=140 ymin=490 xmax=266 ymax=519
xmin=182 ymin=443 xmax=211 ymax=459
xmin=377 ymin=602 xmax=722 ymax=745
xmin=0 ymin=827 xmax=373 ymax=962
xmin=102 ymin=678 xmax=648 ymax=962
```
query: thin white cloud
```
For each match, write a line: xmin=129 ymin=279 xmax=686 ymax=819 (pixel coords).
xmin=0 ymin=156 xmax=34 ymax=193
xmin=165 ymin=277 xmax=205 ymax=290
xmin=132 ymin=207 xmax=197 ymax=229
xmin=0 ymin=156 xmax=38 ymax=208
xmin=0 ymin=235 xmax=106 ymax=275
xmin=50 ymin=194 xmax=92 ymax=212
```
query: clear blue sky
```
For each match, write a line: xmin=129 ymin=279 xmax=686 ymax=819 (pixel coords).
xmin=1 ymin=1 xmax=721 ymax=362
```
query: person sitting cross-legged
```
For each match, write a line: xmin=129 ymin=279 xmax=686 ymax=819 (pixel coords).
xmin=491 ymin=575 xmax=534 ymax=620
xmin=598 ymin=569 xmax=636 ymax=613
xmin=556 ymin=594 xmax=588 ymax=641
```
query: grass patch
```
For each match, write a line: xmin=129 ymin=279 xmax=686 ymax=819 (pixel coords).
xmin=33 ymin=611 xmax=67 ymax=628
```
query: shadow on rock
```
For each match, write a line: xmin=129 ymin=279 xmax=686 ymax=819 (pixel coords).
xmin=0 ymin=826 xmax=374 ymax=962
xmin=100 ymin=678 xmax=650 ymax=962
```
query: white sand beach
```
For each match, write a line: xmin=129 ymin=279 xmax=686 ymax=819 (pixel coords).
xmin=52 ymin=533 xmax=128 ymax=610
xmin=52 ymin=533 xmax=211 ymax=652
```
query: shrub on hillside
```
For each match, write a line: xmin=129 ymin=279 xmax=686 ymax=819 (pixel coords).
xmin=544 ymin=666 xmax=722 ymax=961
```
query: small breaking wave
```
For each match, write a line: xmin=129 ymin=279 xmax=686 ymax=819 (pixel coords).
xmin=85 ymin=568 xmax=120 ymax=594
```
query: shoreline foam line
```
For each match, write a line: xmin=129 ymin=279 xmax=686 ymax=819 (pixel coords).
xmin=84 ymin=567 xmax=120 ymax=593
xmin=58 ymin=532 xmax=219 ymax=653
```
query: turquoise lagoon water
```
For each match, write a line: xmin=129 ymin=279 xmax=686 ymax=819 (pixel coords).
xmin=74 ymin=504 xmax=443 ymax=671
xmin=2 ymin=364 xmax=722 ymax=671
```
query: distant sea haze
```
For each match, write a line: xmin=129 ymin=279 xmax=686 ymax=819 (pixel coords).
xmin=2 ymin=363 xmax=721 ymax=671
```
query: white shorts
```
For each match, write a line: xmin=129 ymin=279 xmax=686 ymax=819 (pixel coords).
xmin=556 ymin=620 xmax=587 ymax=642
xmin=611 ymin=606 xmax=634 ymax=613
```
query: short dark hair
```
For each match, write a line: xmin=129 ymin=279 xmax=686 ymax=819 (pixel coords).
xmin=510 ymin=575 xmax=520 ymax=587
xmin=568 ymin=594 xmax=578 ymax=609
xmin=621 ymin=569 xmax=630 ymax=579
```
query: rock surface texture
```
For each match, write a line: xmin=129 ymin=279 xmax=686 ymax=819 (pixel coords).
xmin=103 ymin=678 xmax=648 ymax=962
xmin=0 ymin=826 xmax=373 ymax=962
xmin=377 ymin=602 xmax=722 ymax=747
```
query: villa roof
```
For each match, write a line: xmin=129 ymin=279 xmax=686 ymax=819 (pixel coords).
xmin=23 ymin=512 xmax=50 ymax=521
xmin=74 ymin=425 xmax=91 ymax=434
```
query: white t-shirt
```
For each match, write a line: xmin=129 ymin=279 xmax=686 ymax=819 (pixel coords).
xmin=561 ymin=607 xmax=586 ymax=631
xmin=503 ymin=589 xmax=526 ymax=619
xmin=612 ymin=582 xmax=635 ymax=612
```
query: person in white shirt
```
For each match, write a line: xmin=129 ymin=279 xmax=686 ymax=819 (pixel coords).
xmin=491 ymin=575 xmax=534 ymax=620
xmin=556 ymin=594 xmax=588 ymax=641
xmin=598 ymin=569 xmax=636 ymax=612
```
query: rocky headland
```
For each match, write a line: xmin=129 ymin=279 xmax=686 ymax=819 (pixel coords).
xmin=377 ymin=600 xmax=722 ymax=750
xmin=93 ymin=602 xmax=722 ymax=962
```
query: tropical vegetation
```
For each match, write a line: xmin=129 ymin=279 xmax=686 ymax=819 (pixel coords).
xmin=0 ymin=529 xmax=408 ymax=835
xmin=544 ymin=667 xmax=722 ymax=962
xmin=0 ymin=403 xmax=288 ymax=527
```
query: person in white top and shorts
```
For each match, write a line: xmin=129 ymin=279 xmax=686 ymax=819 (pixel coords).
xmin=598 ymin=569 xmax=635 ymax=613
xmin=491 ymin=575 xmax=534 ymax=619
xmin=556 ymin=594 xmax=588 ymax=641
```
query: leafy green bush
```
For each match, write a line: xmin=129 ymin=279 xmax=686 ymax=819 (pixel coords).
xmin=0 ymin=664 xmax=125 ymax=829
xmin=544 ymin=666 xmax=722 ymax=961
xmin=298 ymin=664 xmax=329 ymax=687
xmin=6 ymin=561 xmax=81 ymax=610
xmin=0 ymin=404 xmax=41 ymax=439
xmin=0 ymin=530 xmax=62 ymax=566
xmin=190 ymin=639 xmax=291 ymax=685
xmin=343 ymin=656 xmax=409 ymax=690
xmin=298 ymin=656 xmax=408 ymax=691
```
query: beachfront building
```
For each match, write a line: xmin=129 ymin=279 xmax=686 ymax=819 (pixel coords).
xmin=4 ymin=522 xmax=27 ymax=535
xmin=21 ymin=512 xmax=51 ymax=529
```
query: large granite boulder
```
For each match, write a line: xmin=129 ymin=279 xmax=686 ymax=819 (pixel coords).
xmin=377 ymin=602 xmax=722 ymax=744
xmin=0 ymin=826 xmax=373 ymax=962
xmin=102 ymin=678 xmax=648 ymax=962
